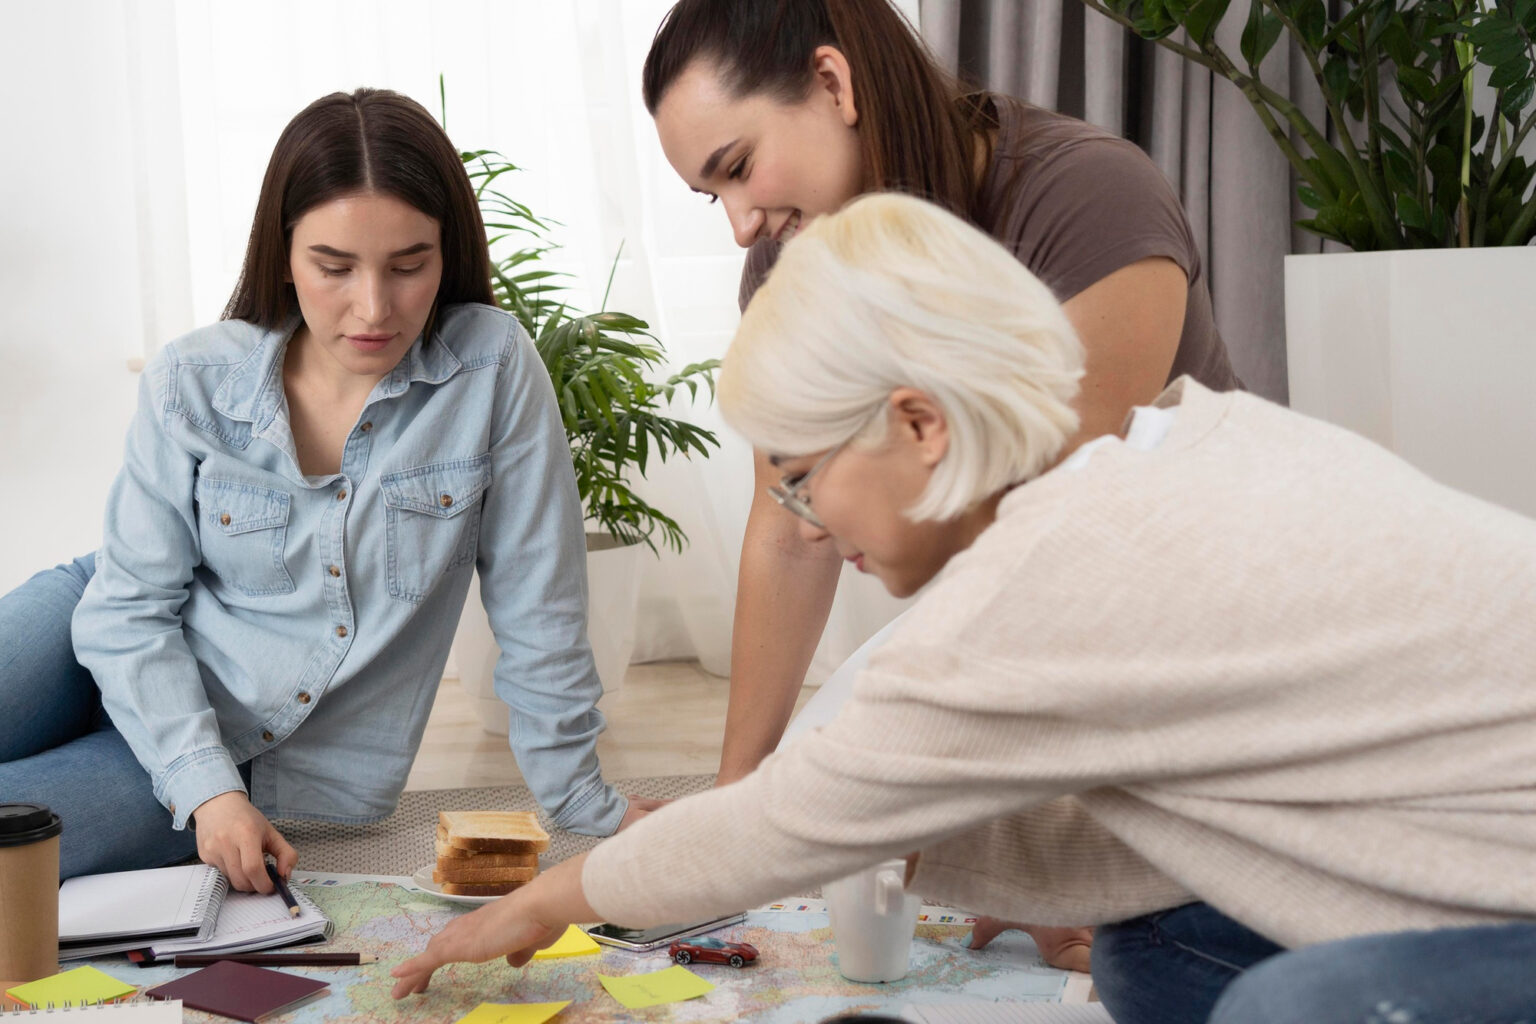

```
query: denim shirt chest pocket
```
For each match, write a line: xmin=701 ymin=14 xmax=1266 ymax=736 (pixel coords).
xmin=380 ymin=454 xmax=492 ymax=603
xmin=194 ymin=476 xmax=296 ymax=596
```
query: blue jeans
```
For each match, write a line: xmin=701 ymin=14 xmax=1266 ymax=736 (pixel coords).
xmin=1094 ymin=902 xmax=1536 ymax=1024
xmin=0 ymin=556 xmax=196 ymax=878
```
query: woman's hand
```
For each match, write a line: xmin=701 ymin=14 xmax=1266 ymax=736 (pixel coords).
xmin=190 ymin=791 xmax=298 ymax=892
xmin=617 ymin=796 xmax=668 ymax=832
xmin=968 ymin=917 xmax=1094 ymax=973
xmin=392 ymin=856 xmax=598 ymax=998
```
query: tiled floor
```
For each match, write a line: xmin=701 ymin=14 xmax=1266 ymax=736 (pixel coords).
xmin=404 ymin=660 xmax=818 ymax=791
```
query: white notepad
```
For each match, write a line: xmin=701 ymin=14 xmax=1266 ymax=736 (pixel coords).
xmin=145 ymin=885 xmax=332 ymax=959
xmin=58 ymin=865 xmax=227 ymax=959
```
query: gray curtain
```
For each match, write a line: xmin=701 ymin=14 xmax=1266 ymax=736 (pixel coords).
xmin=920 ymin=0 xmax=1325 ymax=403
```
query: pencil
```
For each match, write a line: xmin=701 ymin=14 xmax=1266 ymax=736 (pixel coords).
xmin=172 ymin=952 xmax=377 ymax=968
xmin=265 ymin=861 xmax=302 ymax=918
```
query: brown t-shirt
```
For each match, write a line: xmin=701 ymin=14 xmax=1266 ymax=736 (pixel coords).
xmin=739 ymin=97 xmax=1241 ymax=392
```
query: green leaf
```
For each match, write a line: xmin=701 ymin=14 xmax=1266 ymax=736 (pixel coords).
xmin=1426 ymin=143 xmax=1460 ymax=183
xmin=1382 ymin=150 xmax=1417 ymax=196
xmin=1240 ymin=5 xmax=1283 ymax=67
xmin=1396 ymin=66 xmax=1438 ymax=104
xmin=1296 ymin=184 xmax=1326 ymax=208
xmin=1477 ymin=33 xmax=1528 ymax=67
xmin=1293 ymin=0 xmax=1327 ymax=49
xmin=1499 ymin=76 xmax=1536 ymax=120
xmin=1489 ymin=56 xmax=1532 ymax=90
xmin=1323 ymin=56 xmax=1353 ymax=105
xmin=1183 ymin=0 xmax=1233 ymax=44
xmin=1396 ymin=193 xmax=1429 ymax=230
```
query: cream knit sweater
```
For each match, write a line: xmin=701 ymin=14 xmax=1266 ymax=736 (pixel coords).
xmin=584 ymin=380 xmax=1536 ymax=948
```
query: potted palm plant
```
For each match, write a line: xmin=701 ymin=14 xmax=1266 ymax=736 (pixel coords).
xmin=1081 ymin=0 xmax=1536 ymax=516
xmin=450 ymin=134 xmax=720 ymax=727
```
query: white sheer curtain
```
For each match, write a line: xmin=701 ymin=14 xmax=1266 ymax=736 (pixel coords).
xmin=0 ymin=0 xmax=915 ymax=683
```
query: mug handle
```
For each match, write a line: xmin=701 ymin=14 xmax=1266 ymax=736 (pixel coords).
xmin=874 ymin=867 xmax=905 ymax=916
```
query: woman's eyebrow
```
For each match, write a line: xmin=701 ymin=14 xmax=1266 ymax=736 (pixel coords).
xmin=306 ymin=242 xmax=436 ymax=259
xmin=698 ymin=139 xmax=740 ymax=179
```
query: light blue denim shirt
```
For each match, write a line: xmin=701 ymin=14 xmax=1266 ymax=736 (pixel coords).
xmin=72 ymin=304 xmax=626 ymax=836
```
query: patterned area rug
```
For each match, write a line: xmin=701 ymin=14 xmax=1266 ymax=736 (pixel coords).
xmin=276 ymin=774 xmax=716 ymax=875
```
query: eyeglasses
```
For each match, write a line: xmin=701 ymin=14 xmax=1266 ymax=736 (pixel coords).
xmin=766 ymin=405 xmax=884 ymax=529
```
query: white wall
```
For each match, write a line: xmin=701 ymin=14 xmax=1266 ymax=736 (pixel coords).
xmin=0 ymin=1 xmax=154 ymax=591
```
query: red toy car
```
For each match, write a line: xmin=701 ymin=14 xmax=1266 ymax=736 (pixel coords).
xmin=668 ymin=936 xmax=759 ymax=968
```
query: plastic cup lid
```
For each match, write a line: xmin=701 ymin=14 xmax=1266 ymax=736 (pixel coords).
xmin=0 ymin=803 xmax=63 ymax=846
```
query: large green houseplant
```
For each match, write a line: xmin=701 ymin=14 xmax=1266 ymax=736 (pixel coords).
xmin=443 ymin=93 xmax=723 ymax=712
xmin=1077 ymin=1 xmax=1536 ymax=525
xmin=1081 ymin=0 xmax=1536 ymax=249
xmin=447 ymin=91 xmax=719 ymax=555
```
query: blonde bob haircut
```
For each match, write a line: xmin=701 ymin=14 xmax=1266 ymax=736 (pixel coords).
xmin=719 ymin=193 xmax=1086 ymax=523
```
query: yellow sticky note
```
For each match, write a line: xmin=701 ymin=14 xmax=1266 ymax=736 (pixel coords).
xmin=532 ymin=923 xmax=602 ymax=959
xmin=453 ymin=1000 xmax=571 ymax=1024
xmin=598 ymin=965 xmax=715 ymax=1010
xmin=6 ymin=965 xmax=136 ymax=1008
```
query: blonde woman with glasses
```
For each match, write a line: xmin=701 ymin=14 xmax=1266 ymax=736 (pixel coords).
xmin=394 ymin=194 xmax=1536 ymax=1024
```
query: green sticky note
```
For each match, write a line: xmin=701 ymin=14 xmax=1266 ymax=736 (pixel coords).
xmin=598 ymin=965 xmax=715 ymax=1010
xmin=531 ymin=924 xmax=602 ymax=959
xmin=453 ymin=1000 xmax=571 ymax=1024
xmin=6 ymin=965 xmax=136 ymax=1008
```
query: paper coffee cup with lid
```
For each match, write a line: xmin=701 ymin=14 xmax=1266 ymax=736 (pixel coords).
xmin=0 ymin=803 xmax=63 ymax=984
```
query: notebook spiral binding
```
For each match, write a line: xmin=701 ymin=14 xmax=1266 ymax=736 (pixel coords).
xmin=1 ymin=998 xmax=182 ymax=1016
xmin=192 ymin=871 xmax=230 ymax=929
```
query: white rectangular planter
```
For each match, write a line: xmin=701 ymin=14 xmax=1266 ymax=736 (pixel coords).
xmin=1285 ymin=249 xmax=1536 ymax=519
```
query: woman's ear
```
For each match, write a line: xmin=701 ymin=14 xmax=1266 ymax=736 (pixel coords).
xmin=888 ymin=387 xmax=948 ymax=468
xmin=811 ymin=45 xmax=859 ymax=127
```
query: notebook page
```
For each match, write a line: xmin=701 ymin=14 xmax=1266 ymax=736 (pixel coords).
xmin=58 ymin=865 xmax=221 ymax=941
xmin=148 ymin=886 xmax=327 ymax=956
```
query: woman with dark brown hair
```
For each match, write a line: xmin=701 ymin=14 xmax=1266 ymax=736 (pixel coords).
xmin=0 ymin=88 xmax=651 ymax=889
xmin=641 ymin=0 xmax=1238 ymax=968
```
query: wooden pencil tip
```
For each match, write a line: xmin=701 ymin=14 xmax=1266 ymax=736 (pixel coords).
xmin=290 ymin=906 xmax=302 ymax=917
xmin=361 ymin=953 xmax=380 ymax=964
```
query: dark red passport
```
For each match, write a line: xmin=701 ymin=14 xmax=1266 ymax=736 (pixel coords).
xmin=144 ymin=959 xmax=329 ymax=1021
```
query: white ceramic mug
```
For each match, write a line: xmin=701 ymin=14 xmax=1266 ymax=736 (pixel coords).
xmin=824 ymin=858 xmax=922 ymax=983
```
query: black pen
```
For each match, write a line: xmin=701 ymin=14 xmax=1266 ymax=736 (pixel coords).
xmin=266 ymin=861 xmax=301 ymax=918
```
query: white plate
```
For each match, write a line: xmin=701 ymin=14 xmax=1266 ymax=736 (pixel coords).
xmin=409 ymin=864 xmax=507 ymax=906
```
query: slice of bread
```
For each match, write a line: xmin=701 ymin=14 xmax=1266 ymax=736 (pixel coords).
xmin=439 ymin=878 xmax=528 ymax=896
xmin=433 ymin=863 xmax=539 ymax=885
xmin=434 ymin=837 xmax=540 ymax=866
xmin=438 ymin=811 xmax=550 ymax=854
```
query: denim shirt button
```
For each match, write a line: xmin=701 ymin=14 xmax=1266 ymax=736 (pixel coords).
xmin=439 ymin=493 xmax=454 ymax=508
xmin=335 ymin=625 xmax=348 ymax=638
xmin=360 ymin=421 xmax=373 ymax=433
xmin=219 ymin=513 xmax=231 ymax=526
xmin=336 ymin=490 xmax=347 ymax=501
xmin=297 ymin=692 xmax=311 ymax=705
xmin=262 ymin=730 xmax=274 ymax=742
xmin=328 ymin=565 xmax=341 ymax=577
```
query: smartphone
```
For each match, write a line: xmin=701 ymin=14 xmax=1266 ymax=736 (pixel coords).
xmin=584 ymin=913 xmax=747 ymax=951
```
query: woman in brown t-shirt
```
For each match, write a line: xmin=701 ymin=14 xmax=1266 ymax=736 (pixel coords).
xmin=641 ymin=0 xmax=1236 ymax=966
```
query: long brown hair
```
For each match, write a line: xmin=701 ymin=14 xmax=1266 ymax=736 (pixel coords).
xmin=641 ymin=0 xmax=994 ymax=221
xmin=223 ymin=88 xmax=493 ymax=328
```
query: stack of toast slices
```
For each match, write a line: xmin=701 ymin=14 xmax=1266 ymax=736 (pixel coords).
xmin=434 ymin=810 xmax=551 ymax=896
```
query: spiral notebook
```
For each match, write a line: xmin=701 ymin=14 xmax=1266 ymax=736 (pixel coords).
xmin=142 ymin=886 xmax=331 ymax=960
xmin=58 ymin=865 xmax=228 ymax=960
xmin=0 ymin=999 xmax=181 ymax=1019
